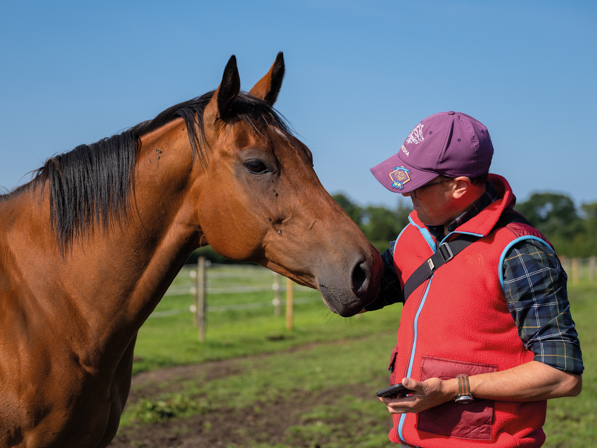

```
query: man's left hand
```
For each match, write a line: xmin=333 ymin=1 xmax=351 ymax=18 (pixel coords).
xmin=379 ymin=377 xmax=457 ymax=414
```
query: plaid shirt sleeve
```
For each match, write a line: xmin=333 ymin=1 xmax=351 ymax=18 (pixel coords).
xmin=502 ymin=239 xmax=584 ymax=374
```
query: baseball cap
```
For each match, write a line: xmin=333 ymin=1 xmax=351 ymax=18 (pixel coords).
xmin=370 ymin=111 xmax=493 ymax=194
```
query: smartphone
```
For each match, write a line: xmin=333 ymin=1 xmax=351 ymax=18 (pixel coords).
xmin=376 ymin=383 xmax=408 ymax=399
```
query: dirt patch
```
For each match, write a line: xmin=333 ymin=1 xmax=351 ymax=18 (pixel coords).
xmin=127 ymin=336 xmax=385 ymax=402
xmin=110 ymin=336 xmax=392 ymax=447
xmin=127 ymin=360 xmax=244 ymax=404
xmin=110 ymin=384 xmax=376 ymax=448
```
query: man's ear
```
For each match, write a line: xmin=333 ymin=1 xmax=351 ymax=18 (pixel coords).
xmin=452 ymin=176 xmax=472 ymax=200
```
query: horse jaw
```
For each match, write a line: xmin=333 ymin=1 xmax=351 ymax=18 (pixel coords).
xmin=261 ymin=241 xmax=383 ymax=318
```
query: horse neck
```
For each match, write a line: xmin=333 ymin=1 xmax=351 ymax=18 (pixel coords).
xmin=89 ymin=119 xmax=201 ymax=344
xmin=35 ymin=119 xmax=199 ymax=361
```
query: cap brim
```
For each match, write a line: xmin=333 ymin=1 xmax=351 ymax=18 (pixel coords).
xmin=370 ymin=153 xmax=438 ymax=194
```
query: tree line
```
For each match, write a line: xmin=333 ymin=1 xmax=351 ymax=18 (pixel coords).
xmin=333 ymin=192 xmax=597 ymax=258
xmin=188 ymin=191 xmax=596 ymax=264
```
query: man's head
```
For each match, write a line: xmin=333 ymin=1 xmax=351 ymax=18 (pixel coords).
xmin=371 ymin=111 xmax=493 ymax=229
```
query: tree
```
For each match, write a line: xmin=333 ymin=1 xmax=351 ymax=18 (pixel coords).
xmin=515 ymin=193 xmax=582 ymax=241
xmin=361 ymin=205 xmax=402 ymax=244
xmin=332 ymin=193 xmax=363 ymax=226
xmin=576 ymin=201 xmax=597 ymax=257
xmin=331 ymin=193 xmax=413 ymax=250
xmin=361 ymin=198 xmax=413 ymax=247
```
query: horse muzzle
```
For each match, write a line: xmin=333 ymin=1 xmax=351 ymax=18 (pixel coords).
xmin=318 ymin=246 xmax=383 ymax=317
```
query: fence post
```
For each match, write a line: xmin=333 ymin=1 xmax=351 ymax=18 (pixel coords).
xmin=190 ymin=269 xmax=198 ymax=327
xmin=560 ymin=256 xmax=569 ymax=277
xmin=589 ymin=257 xmax=596 ymax=284
xmin=286 ymin=277 xmax=294 ymax=331
xmin=571 ymin=257 xmax=579 ymax=286
xmin=273 ymin=273 xmax=281 ymax=316
xmin=197 ymin=256 xmax=207 ymax=342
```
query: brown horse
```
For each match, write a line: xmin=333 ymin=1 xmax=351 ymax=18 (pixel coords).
xmin=0 ymin=53 xmax=382 ymax=447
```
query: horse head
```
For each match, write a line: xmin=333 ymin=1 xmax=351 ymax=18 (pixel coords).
xmin=187 ymin=53 xmax=383 ymax=316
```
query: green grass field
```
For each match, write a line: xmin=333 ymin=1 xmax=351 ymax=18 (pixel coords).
xmin=120 ymin=267 xmax=596 ymax=447
xmin=132 ymin=264 xmax=401 ymax=374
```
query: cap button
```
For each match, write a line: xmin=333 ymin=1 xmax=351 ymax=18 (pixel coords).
xmin=448 ymin=111 xmax=455 ymax=115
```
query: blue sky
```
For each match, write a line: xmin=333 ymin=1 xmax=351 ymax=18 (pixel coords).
xmin=1 ymin=0 xmax=595 ymax=210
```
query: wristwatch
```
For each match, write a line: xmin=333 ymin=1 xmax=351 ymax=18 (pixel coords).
xmin=454 ymin=374 xmax=474 ymax=404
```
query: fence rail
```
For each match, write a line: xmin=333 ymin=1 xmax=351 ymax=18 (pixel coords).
xmin=155 ymin=260 xmax=320 ymax=341
xmin=152 ymin=256 xmax=595 ymax=340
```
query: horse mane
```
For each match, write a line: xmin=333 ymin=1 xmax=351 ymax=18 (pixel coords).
xmin=2 ymin=91 xmax=292 ymax=252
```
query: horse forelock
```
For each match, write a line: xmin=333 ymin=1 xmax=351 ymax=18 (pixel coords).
xmin=3 ymin=90 xmax=292 ymax=253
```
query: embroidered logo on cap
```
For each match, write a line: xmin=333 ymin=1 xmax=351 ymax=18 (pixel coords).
xmin=405 ymin=123 xmax=425 ymax=145
xmin=389 ymin=166 xmax=410 ymax=189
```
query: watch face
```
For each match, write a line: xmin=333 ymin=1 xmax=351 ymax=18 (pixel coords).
xmin=455 ymin=395 xmax=474 ymax=404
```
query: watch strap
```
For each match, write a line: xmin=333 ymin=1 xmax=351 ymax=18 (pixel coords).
xmin=455 ymin=373 xmax=474 ymax=403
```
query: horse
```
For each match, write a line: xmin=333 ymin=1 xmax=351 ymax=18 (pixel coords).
xmin=0 ymin=53 xmax=383 ymax=447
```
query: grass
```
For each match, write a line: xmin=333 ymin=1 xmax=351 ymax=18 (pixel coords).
xmin=132 ymin=264 xmax=401 ymax=374
xmin=123 ymin=269 xmax=597 ymax=447
xmin=134 ymin=297 xmax=400 ymax=374
xmin=543 ymin=281 xmax=597 ymax=447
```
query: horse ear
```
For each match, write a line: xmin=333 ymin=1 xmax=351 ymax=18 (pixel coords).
xmin=248 ymin=52 xmax=285 ymax=106
xmin=208 ymin=55 xmax=241 ymax=122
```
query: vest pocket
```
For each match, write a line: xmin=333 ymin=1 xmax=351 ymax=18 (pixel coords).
xmin=418 ymin=356 xmax=497 ymax=441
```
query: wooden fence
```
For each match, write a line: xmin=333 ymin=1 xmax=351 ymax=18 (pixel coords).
xmin=560 ymin=256 xmax=597 ymax=286
xmin=156 ymin=256 xmax=595 ymax=342
xmin=159 ymin=258 xmax=319 ymax=341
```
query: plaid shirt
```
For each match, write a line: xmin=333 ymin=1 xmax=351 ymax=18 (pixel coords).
xmin=368 ymin=183 xmax=584 ymax=375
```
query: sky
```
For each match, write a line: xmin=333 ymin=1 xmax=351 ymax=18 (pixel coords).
xmin=1 ymin=0 xmax=595 ymax=211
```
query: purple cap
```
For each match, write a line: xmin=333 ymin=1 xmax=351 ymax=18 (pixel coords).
xmin=370 ymin=111 xmax=493 ymax=194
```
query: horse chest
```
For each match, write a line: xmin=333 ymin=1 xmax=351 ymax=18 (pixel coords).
xmin=0 ymin=346 xmax=133 ymax=448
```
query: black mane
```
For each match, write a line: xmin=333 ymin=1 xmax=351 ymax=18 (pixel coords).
xmin=2 ymin=91 xmax=291 ymax=252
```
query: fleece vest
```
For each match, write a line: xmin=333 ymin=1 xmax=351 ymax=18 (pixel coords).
xmin=388 ymin=174 xmax=552 ymax=448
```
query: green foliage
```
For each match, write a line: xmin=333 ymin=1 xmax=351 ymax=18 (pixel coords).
xmin=361 ymin=205 xmax=401 ymax=244
xmin=332 ymin=193 xmax=363 ymax=225
xmin=332 ymin=190 xmax=597 ymax=257
xmin=515 ymin=193 xmax=597 ymax=256
xmin=186 ymin=190 xmax=597 ymax=260
xmin=332 ymin=192 xmax=412 ymax=250
xmin=515 ymin=193 xmax=581 ymax=240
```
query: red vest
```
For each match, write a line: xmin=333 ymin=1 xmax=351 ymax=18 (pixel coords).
xmin=389 ymin=174 xmax=551 ymax=448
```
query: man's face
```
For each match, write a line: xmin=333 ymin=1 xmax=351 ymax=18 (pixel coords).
xmin=402 ymin=177 xmax=457 ymax=227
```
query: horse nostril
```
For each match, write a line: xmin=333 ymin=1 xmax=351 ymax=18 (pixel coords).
xmin=351 ymin=261 xmax=368 ymax=295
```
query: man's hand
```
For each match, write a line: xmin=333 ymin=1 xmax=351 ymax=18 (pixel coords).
xmin=379 ymin=361 xmax=582 ymax=415
xmin=378 ymin=377 xmax=458 ymax=414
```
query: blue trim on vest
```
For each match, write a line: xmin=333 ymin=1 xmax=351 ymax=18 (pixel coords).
xmin=408 ymin=215 xmax=436 ymax=253
xmin=439 ymin=230 xmax=485 ymax=245
xmin=393 ymin=224 xmax=413 ymax=256
xmin=498 ymin=235 xmax=553 ymax=290
xmin=398 ymin=276 xmax=434 ymax=444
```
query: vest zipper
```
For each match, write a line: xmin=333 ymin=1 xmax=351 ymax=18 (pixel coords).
xmin=397 ymin=274 xmax=434 ymax=446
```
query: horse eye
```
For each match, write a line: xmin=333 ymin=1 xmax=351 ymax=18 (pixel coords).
xmin=245 ymin=160 xmax=268 ymax=174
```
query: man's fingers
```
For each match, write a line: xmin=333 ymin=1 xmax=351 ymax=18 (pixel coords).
xmin=402 ymin=377 xmax=425 ymax=393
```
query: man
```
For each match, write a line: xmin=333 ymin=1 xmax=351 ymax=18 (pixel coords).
xmin=366 ymin=111 xmax=583 ymax=447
